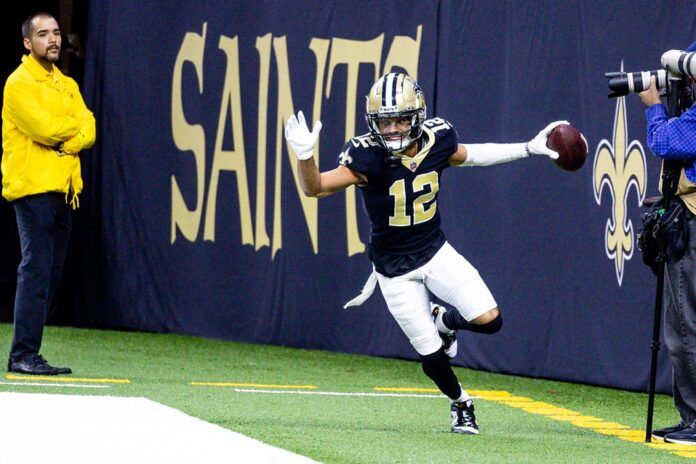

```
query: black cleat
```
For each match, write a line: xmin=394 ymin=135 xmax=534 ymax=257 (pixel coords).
xmin=451 ymin=400 xmax=479 ymax=435
xmin=431 ymin=304 xmax=457 ymax=358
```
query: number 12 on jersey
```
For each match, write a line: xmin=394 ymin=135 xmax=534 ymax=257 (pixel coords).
xmin=424 ymin=117 xmax=451 ymax=133
xmin=388 ymin=172 xmax=440 ymax=227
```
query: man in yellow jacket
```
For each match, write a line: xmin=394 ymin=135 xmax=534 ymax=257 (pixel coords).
xmin=1 ymin=12 xmax=95 ymax=375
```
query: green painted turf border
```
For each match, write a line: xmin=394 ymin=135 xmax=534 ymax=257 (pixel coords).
xmin=0 ymin=324 xmax=690 ymax=463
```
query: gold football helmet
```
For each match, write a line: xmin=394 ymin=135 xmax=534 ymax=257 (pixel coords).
xmin=365 ymin=73 xmax=427 ymax=154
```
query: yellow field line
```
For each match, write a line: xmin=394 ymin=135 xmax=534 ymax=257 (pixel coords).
xmin=190 ymin=381 xmax=317 ymax=389
xmin=5 ymin=374 xmax=130 ymax=384
xmin=468 ymin=389 xmax=696 ymax=459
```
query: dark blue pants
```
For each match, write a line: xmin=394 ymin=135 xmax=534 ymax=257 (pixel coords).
xmin=8 ymin=193 xmax=71 ymax=367
xmin=664 ymin=212 xmax=696 ymax=427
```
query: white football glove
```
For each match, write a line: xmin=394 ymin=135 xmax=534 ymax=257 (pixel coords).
xmin=525 ymin=120 xmax=569 ymax=160
xmin=284 ymin=110 xmax=322 ymax=160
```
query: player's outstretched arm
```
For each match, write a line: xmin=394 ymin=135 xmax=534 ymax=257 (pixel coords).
xmin=285 ymin=111 xmax=362 ymax=198
xmin=449 ymin=120 xmax=567 ymax=166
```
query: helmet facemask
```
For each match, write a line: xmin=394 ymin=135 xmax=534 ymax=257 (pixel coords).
xmin=365 ymin=73 xmax=427 ymax=155
xmin=367 ymin=111 xmax=424 ymax=154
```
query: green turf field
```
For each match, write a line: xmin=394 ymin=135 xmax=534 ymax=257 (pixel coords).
xmin=0 ymin=323 xmax=691 ymax=463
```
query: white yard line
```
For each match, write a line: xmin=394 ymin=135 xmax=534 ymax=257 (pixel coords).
xmin=0 ymin=392 xmax=319 ymax=464
xmin=230 ymin=388 xmax=475 ymax=399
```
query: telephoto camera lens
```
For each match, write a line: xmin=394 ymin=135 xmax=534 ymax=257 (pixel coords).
xmin=605 ymin=69 xmax=667 ymax=98
xmin=662 ymin=50 xmax=696 ymax=81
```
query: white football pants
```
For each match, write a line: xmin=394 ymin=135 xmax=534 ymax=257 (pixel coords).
xmin=376 ymin=242 xmax=497 ymax=356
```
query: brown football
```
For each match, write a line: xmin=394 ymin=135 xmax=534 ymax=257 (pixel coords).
xmin=546 ymin=124 xmax=588 ymax=172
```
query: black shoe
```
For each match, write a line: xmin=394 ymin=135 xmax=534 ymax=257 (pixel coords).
xmin=9 ymin=354 xmax=72 ymax=375
xmin=439 ymin=331 xmax=457 ymax=359
xmin=431 ymin=304 xmax=457 ymax=358
xmin=451 ymin=400 xmax=479 ymax=435
xmin=665 ymin=427 xmax=696 ymax=445
xmin=652 ymin=424 xmax=687 ymax=441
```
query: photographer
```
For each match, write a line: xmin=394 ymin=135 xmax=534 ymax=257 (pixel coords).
xmin=639 ymin=41 xmax=696 ymax=445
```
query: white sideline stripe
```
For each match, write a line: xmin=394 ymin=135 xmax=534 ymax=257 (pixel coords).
xmin=232 ymin=388 xmax=475 ymax=399
xmin=0 ymin=380 xmax=110 ymax=389
xmin=0 ymin=392 xmax=319 ymax=464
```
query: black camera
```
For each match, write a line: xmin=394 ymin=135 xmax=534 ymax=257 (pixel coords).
xmin=605 ymin=50 xmax=696 ymax=99
xmin=605 ymin=69 xmax=667 ymax=98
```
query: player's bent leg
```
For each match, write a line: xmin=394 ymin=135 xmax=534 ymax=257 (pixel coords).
xmin=442 ymin=307 xmax=503 ymax=334
xmin=377 ymin=270 xmax=479 ymax=434
xmin=423 ymin=242 xmax=501 ymax=333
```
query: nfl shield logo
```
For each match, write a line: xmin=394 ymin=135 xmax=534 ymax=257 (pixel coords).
xmin=409 ymin=162 xmax=417 ymax=171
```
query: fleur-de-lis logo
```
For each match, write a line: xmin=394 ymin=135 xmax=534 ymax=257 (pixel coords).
xmin=338 ymin=150 xmax=353 ymax=166
xmin=593 ymin=81 xmax=647 ymax=286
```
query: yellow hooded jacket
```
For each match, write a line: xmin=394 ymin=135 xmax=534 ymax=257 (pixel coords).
xmin=1 ymin=54 xmax=95 ymax=207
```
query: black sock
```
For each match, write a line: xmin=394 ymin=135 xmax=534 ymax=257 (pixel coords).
xmin=420 ymin=346 xmax=461 ymax=400
xmin=443 ymin=311 xmax=503 ymax=334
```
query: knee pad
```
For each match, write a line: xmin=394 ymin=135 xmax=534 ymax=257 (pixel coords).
xmin=473 ymin=314 xmax=503 ymax=334
xmin=443 ymin=310 xmax=502 ymax=334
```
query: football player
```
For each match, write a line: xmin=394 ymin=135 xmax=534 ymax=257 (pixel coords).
xmin=285 ymin=72 xmax=565 ymax=434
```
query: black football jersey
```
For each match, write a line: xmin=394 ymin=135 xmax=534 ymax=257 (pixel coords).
xmin=338 ymin=118 xmax=458 ymax=276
